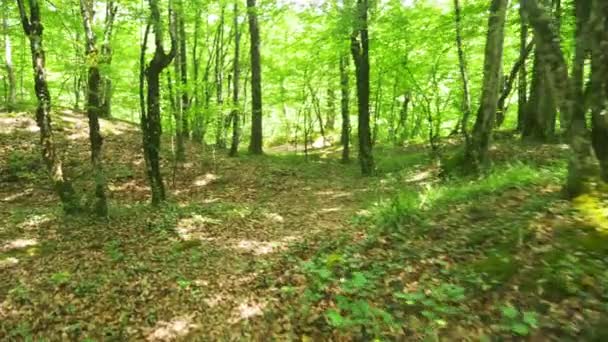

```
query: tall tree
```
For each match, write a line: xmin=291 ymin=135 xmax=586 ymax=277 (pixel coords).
xmin=141 ymin=0 xmax=176 ymax=205
xmin=463 ymin=0 xmax=508 ymax=172
xmin=214 ymin=6 xmax=226 ymax=148
xmin=351 ymin=0 xmax=374 ymax=175
xmin=80 ymin=0 xmax=108 ymax=217
xmin=170 ymin=2 xmax=185 ymax=161
xmin=17 ymin=0 xmax=80 ymax=213
xmin=453 ymin=0 xmax=472 ymax=137
xmin=99 ymin=1 xmax=117 ymax=118
xmin=229 ymin=0 xmax=241 ymax=157
xmin=178 ymin=0 xmax=189 ymax=138
xmin=247 ymin=0 xmax=263 ymax=154
xmin=589 ymin=0 xmax=608 ymax=181
xmin=3 ymin=2 xmax=16 ymax=111
xmin=521 ymin=0 xmax=595 ymax=196
xmin=340 ymin=54 xmax=350 ymax=163
xmin=517 ymin=3 xmax=529 ymax=131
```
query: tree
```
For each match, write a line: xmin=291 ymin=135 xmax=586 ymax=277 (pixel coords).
xmin=80 ymin=0 xmax=108 ymax=217
xmin=463 ymin=0 xmax=508 ymax=172
xmin=229 ymin=0 xmax=241 ymax=157
xmin=140 ymin=0 xmax=176 ymax=206
xmin=3 ymin=1 xmax=16 ymax=112
xmin=351 ymin=0 xmax=374 ymax=175
xmin=17 ymin=0 xmax=80 ymax=214
xmin=452 ymin=0 xmax=472 ymax=137
xmin=521 ymin=0 xmax=595 ymax=196
xmin=340 ymin=54 xmax=351 ymax=163
xmin=247 ymin=0 xmax=263 ymax=154
xmin=99 ymin=1 xmax=117 ymax=118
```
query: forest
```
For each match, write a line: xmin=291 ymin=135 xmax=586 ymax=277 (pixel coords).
xmin=1 ymin=0 xmax=608 ymax=339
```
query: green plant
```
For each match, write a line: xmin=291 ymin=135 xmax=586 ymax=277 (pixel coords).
xmin=50 ymin=271 xmax=72 ymax=286
xmin=499 ymin=305 xmax=538 ymax=336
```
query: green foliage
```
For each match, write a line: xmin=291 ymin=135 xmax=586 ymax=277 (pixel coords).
xmin=499 ymin=305 xmax=538 ymax=336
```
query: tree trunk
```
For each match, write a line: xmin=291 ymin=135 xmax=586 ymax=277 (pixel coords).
xmin=99 ymin=1 xmax=116 ymax=118
xmin=589 ymin=0 xmax=608 ymax=181
xmin=191 ymin=5 xmax=203 ymax=142
xmin=522 ymin=0 xmax=595 ymax=197
xmin=214 ymin=7 xmax=226 ymax=148
xmin=326 ymin=85 xmax=336 ymax=131
xmin=229 ymin=0 xmax=241 ymax=157
xmin=178 ymin=0 xmax=189 ymax=138
xmin=3 ymin=4 xmax=16 ymax=112
xmin=141 ymin=0 xmax=176 ymax=206
xmin=340 ymin=54 xmax=350 ymax=163
xmin=463 ymin=0 xmax=508 ymax=172
xmin=351 ymin=0 xmax=374 ymax=176
xmin=453 ymin=0 xmax=472 ymax=137
xmin=17 ymin=0 xmax=80 ymax=214
xmin=522 ymin=50 xmax=557 ymax=141
xmin=247 ymin=0 xmax=263 ymax=154
xmin=496 ymin=40 xmax=534 ymax=127
xmin=517 ymin=4 xmax=529 ymax=131
xmin=80 ymin=0 xmax=108 ymax=217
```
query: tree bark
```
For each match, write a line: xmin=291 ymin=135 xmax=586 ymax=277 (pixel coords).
xmin=229 ymin=0 xmax=241 ymax=157
xmin=178 ymin=0 xmax=189 ymax=138
xmin=80 ymin=0 xmax=108 ymax=217
xmin=3 ymin=3 xmax=16 ymax=112
xmin=141 ymin=0 xmax=176 ymax=206
xmin=339 ymin=54 xmax=350 ymax=163
xmin=463 ymin=0 xmax=508 ymax=172
xmin=517 ymin=3 xmax=529 ymax=131
xmin=351 ymin=0 xmax=374 ymax=175
xmin=214 ymin=7 xmax=226 ymax=148
xmin=453 ymin=0 xmax=472 ymax=137
xmin=589 ymin=0 xmax=608 ymax=181
xmin=522 ymin=0 xmax=595 ymax=196
xmin=247 ymin=0 xmax=263 ymax=154
xmin=99 ymin=0 xmax=117 ymax=118
xmin=17 ymin=0 xmax=80 ymax=214
xmin=496 ymin=40 xmax=534 ymax=127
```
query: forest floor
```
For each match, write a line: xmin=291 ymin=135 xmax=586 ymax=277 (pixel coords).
xmin=1 ymin=111 xmax=608 ymax=341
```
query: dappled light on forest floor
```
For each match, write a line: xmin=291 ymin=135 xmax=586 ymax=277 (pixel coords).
xmin=1 ymin=188 xmax=34 ymax=202
xmin=232 ymin=300 xmax=266 ymax=322
xmin=145 ymin=316 xmax=199 ymax=341
xmin=1 ymin=238 xmax=38 ymax=252
xmin=192 ymin=173 xmax=218 ymax=187
xmin=0 ymin=257 xmax=19 ymax=269
xmin=236 ymin=239 xmax=285 ymax=255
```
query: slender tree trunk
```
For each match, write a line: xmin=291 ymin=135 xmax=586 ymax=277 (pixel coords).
xmin=171 ymin=9 xmax=185 ymax=161
xmin=497 ymin=40 xmax=534 ymax=127
xmin=191 ymin=5 xmax=203 ymax=142
xmin=340 ymin=55 xmax=350 ymax=163
xmin=17 ymin=0 xmax=80 ymax=214
xmin=247 ymin=0 xmax=263 ymax=154
xmin=141 ymin=0 xmax=176 ymax=206
xmin=517 ymin=4 xmax=529 ymax=131
xmin=178 ymin=0 xmax=189 ymax=138
xmin=463 ymin=0 xmax=508 ymax=172
xmin=229 ymin=0 xmax=241 ymax=157
xmin=100 ymin=1 xmax=117 ymax=118
xmin=214 ymin=7 xmax=226 ymax=148
xmin=3 ymin=4 xmax=16 ymax=111
xmin=80 ymin=0 xmax=108 ymax=217
xmin=351 ymin=0 xmax=374 ymax=175
xmin=326 ymin=85 xmax=336 ymax=131
xmin=453 ymin=0 xmax=472 ymax=137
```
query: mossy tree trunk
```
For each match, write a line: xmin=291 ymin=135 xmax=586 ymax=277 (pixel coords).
xmin=229 ymin=0 xmax=241 ymax=157
xmin=17 ymin=0 xmax=80 ymax=214
xmin=99 ymin=1 xmax=117 ymax=119
xmin=141 ymin=0 xmax=176 ymax=206
xmin=463 ymin=0 xmax=508 ymax=172
xmin=80 ymin=0 xmax=108 ymax=217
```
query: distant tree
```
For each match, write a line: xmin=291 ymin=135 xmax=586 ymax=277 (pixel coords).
xmin=247 ymin=0 xmax=263 ymax=154
xmin=463 ymin=0 xmax=508 ymax=172
xmin=229 ymin=0 xmax=242 ymax=157
xmin=3 ymin=1 xmax=16 ymax=112
xmin=452 ymin=0 xmax=471 ymax=137
xmin=79 ymin=0 xmax=108 ymax=217
xmin=140 ymin=0 xmax=176 ymax=205
xmin=17 ymin=0 xmax=80 ymax=213
xmin=99 ymin=0 xmax=117 ymax=118
xmin=340 ymin=54 xmax=351 ymax=163
xmin=351 ymin=0 xmax=374 ymax=175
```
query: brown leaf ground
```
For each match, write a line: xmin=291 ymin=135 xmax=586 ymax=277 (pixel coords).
xmin=1 ymin=111 xmax=607 ymax=341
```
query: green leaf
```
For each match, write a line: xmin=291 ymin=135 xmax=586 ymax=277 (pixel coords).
xmin=522 ymin=311 xmax=538 ymax=327
xmin=511 ymin=322 xmax=530 ymax=336
xmin=326 ymin=309 xmax=345 ymax=327
xmin=501 ymin=305 xmax=519 ymax=320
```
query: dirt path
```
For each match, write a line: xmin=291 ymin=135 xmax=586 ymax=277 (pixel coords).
xmin=0 ymin=112 xmax=389 ymax=340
